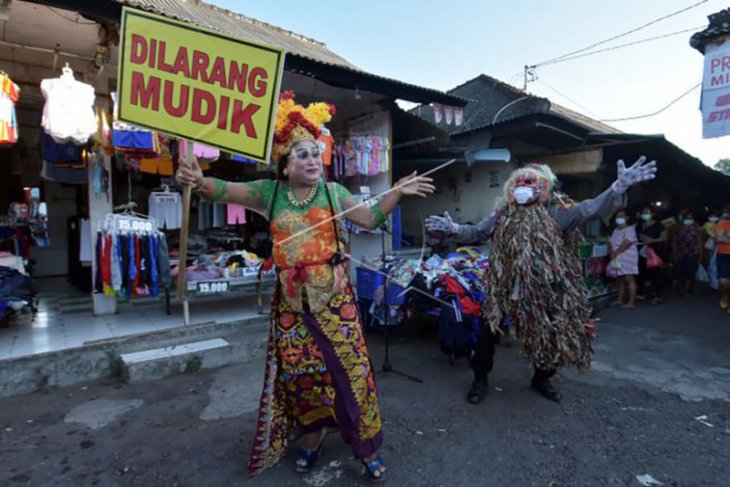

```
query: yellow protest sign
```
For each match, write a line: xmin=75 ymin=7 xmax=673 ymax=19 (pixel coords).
xmin=117 ymin=7 xmax=285 ymax=162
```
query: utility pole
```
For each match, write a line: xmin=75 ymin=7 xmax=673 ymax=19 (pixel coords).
xmin=523 ymin=65 xmax=529 ymax=91
xmin=523 ymin=65 xmax=535 ymax=92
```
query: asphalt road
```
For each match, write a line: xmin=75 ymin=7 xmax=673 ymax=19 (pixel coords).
xmin=1 ymin=291 xmax=728 ymax=486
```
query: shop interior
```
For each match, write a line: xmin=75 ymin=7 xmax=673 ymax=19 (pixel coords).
xmin=0 ymin=1 xmax=418 ymax=358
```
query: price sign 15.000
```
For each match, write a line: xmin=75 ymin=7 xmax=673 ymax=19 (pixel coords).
xmin=116 ymin=218 xmax=155 ymax=233
xmin=196 ymin=281 xmax=230 ymax=294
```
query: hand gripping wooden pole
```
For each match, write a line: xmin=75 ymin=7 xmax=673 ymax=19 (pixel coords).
xmin=176 ymin=142 xmax=194 ymax=325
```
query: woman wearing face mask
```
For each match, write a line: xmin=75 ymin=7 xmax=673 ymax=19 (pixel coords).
xmin=176 ymin=91 xmax=434 ymax=482
xmin=609 ymin=210 xmax=639 ymax=308
xmin=672 ymin=211 xmax=703 ymax=295
xmin=636 ymin=207 xmax=667 ymax=304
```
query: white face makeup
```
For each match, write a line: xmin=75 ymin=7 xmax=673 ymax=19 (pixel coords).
xmin=285 ymin=140 xmax=323 ymax=186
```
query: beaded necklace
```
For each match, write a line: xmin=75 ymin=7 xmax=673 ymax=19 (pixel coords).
xmin=287 ymin=183 xmax=319 ymax=207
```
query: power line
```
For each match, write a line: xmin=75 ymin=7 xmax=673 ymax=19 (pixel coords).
xmin=533 ymin=0 xmax=709 ymax=67
xmin=46 ymin=7 xmax=97 ymax=25
xmin=539 ymin=25 xmax=704 ymax=67
xmin=535 ymin=79 xmax=603 ymax=119
xmin=599 ymin=82 xmax=701 ymax=122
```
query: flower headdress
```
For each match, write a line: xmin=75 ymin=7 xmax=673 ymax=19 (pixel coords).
xmin=271 ymin=90 xmax=336 ymax=163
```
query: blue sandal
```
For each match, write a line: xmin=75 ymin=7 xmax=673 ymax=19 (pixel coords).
xmin=295 ymin=429 xmax=329 ymax=473
xmin=294 ymin=446 xmax=322 ymax=473
xmin=361 ymin=455 xmax=387 ymax=483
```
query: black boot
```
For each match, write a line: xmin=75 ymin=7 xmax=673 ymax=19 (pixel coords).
xmin=467 ymin=377 xmax=489 ymax=404
xmin=531 ymin=368 xmax=561 ymax=403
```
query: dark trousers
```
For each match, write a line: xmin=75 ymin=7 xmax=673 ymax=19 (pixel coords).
xmin=637 ymin=256 xmax=664 ymax=299
xmin=471 ymin=323 xmax=555 ymax=382
xmin=471 ymin=324 xmax=498 ymax=381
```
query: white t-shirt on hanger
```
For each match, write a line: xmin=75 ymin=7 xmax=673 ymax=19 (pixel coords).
xmin=41 ymin=74 xmax=97 ymax=145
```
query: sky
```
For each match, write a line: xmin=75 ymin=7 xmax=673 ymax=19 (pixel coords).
xmin=212 ymin=0 xmax=728 ymax=167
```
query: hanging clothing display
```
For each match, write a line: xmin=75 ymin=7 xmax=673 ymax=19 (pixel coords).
xmin=178 ymin=139 xmax=220 ymax=163
xmin=110 ymin=91 xmax=163 ymax=171
xmin=148 ymin=189 xmax=182 ymax=230
xmin=197 ymin=200 xmax=226 ymax=230
xmin=41 ymin=130 xmax=89 ymax=166
xmin=232 ymin=154 xmax=258 ymax=164
xmin=40 ymin=131 xmax=91 ymax=184
xmin=94 ymin=223 xmax=170 ymax=298
xmin=0 ymin=72 xmax=20 ymax=145
xmin=112 ymin=129 xmax=156 ymax=151
xmin=139 ymin=134 xmax=174 ymax=176
xmin=41 ymin=161 xmax=88 ymax=184
xmin=41 ymin=66 xmax=97 ymax=144
xmin=226 ymin=204 xmax=246 ymax=225
xmin=333 ymin=136 xmax=389 ymax=179
xmin=317 ymin=127 xmax=334 ymax=166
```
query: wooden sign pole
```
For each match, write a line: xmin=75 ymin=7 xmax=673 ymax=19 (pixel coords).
xmin=176 ymin=142 xmax=194 ymax=325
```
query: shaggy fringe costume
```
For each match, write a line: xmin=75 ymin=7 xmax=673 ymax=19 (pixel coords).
xmin=428 ymin=157 xmax=652 ymax=403
xmin=484 ymin=198 xmax=593 ymax=371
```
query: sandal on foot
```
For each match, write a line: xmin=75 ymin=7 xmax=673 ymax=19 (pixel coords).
xmin=294 ymin=430 xmax=327 ymax=473
xmin=295 ymin=447 xmax=322 ymax=473
xmin=361 ymin=455 xmax=386 ymax=483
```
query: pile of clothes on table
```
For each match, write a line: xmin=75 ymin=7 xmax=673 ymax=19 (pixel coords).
xmin=172 ymin=250 xmax=264 ymax=281
xmin=385 ymin=247 xmax=489 ymax=359
xmin=0 ymin=262 xmax=37 ymax=325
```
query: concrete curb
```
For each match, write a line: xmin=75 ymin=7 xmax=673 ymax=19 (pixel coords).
xmin=0 ymin=315 xmax=270 ymax=398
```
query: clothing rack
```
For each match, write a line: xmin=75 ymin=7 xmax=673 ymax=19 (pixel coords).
xmin=104 ymin=206 xmax=159 ymax=233
xmin=96 ymin=211 xmax=172 ymax=314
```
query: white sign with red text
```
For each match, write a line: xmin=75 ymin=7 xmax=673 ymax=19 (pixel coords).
xmin=701 ymin=39 xmax=730 ymax=138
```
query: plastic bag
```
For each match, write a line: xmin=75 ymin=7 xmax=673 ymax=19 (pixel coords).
xmin=646 ymin=247 xmax=663 ymax=269
xmin=696 ymin=265 xmax=709 ymax=283
xmin=606 ymin=259 xmax=620 ymax=278
xmin=705 ymin=237 xmax=715 ymax=251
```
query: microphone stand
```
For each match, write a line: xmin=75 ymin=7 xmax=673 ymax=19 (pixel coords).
xmin=378 ymin=223 xmax=422 ymax=383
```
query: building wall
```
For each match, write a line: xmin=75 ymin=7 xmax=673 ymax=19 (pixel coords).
xmin=397 ymin=160 xmax=516 ymax=246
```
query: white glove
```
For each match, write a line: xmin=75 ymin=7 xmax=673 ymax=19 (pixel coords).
xmin=425 ymin=212 xmax=458 ymax=234
xmin=612 ymin=155 xmax=657 ymax=193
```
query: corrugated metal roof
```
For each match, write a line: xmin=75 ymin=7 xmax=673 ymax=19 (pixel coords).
xmin=690 ymin=8 xmax=730 ymax=54
xmin=113 ymin=0 xmax=467 ymax=105
xmin=116 ymin=0 xmax=358 ymax=69
xmin=550 ymin=104 xmax=622 ymax=134
xmin=412 ymin=74 xmax=621 ymax=136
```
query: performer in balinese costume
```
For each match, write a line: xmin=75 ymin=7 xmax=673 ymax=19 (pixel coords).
xmin=426 ymin=157 xmax=656 ymax=404
xmin=175 ymin=91 xmax=434 ymax=482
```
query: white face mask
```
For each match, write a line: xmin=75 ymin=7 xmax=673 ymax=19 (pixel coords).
xmin=709 ymin=216 xmax=719 ymax=223
xmin=615 ymin=217 xmax=626 ymax=226
xmin=683 ymin=219 xmax=694 ymax=226
xmin=513 ymin=186 xmax=535 ymax=205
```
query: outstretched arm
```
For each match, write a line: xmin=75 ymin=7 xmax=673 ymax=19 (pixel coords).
xmin=552 ymin=156 xmax=657 ymax=231
xmin=551 ymin=187 xmax=626 ymax=231
xmin=425 ymin=210 xmax=498 ymax=244
xmin=337 ymin=172 xmax=435 ymax=230
xmin=175 ymin=155 xmax=273 ymax=216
